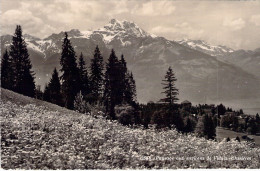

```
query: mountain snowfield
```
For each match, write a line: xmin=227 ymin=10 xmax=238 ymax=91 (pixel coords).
xmin=1 ymin=19 xmax=260 ymax=112
xmin=177 ymin=39 xmax=234 ymax=57
xmin=1 ymin=88 xmax=260 ymax=169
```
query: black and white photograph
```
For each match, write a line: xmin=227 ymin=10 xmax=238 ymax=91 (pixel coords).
xmin=1 ymin=0 xmax=260 ymax=169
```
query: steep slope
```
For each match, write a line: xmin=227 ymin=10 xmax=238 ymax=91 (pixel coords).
xmin=1 ymin=19 xmax=260 ymax=109
xmin=1 ymin=88 xmax=260 ymax=169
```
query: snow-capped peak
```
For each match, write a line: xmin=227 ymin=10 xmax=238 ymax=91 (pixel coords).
xmin=79 ymin=19 xmax=155 ymax=44
xmin=89 ymin=19 xmax=149 ymax=43
xmin=102 ymin=19 xmax=148 ymax=37
xmin=24 ymin=34 xmax=40 ymax=41
xmin=177 ymin=39 xmax=234 ymax=56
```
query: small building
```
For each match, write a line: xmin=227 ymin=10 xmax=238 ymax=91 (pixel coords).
xmin=181 ymin=100 xmax=192 ymax=108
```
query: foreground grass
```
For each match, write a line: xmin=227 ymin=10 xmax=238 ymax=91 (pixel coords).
xmin=1 ymin=89 xmax=260 ymax=169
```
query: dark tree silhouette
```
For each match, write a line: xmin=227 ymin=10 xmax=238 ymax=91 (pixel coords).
xmin=90 ymin=46 xmax=104 ymax=100
xmin=129 ymin=72 xmax=137 ymax=103
xmin=160 ymin=66 xmax=178 ymax=104
xmin=78 ymin=52 xmax=90 ymax=96
xmin=60 ymin=32 xmax=80 ymax=109
xmin=235 ymin=136 xmax=240 ymax=142
xmin=184 ymin=117 xmax=193 ymax=133
xmin=118 ymin=54 xmax=127 ymax=103
xmin=9 ymin=25 xmax=35 ymax=97
xmin=1 ymin=49 xmax=14 ymax=89
xmin=117 ymin=55 xmax=137 ymax=105
xmin=103 ymin=49 xmax=122 ymax=119
xmin=204 ymin=114 xmax=216 ymax=139
xmin=217 ymin=103 xmax=226 ymax=116
xmin=43 ymin=68 xmax=63 ymax=106
xmin=195 ymin=114 xmax=216 ymax=139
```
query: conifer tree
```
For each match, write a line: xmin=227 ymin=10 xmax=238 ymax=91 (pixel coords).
xmin=195 ymin=116 xmax=205 ymax=137
xmin=160 ymin=66 xmax=178 ymax=104
xmin=256 ymin=113 xmax=260 ymax=124
xmin=78 ymin=52 xmax=90 ymax=96
xmin=103 ymin=49 xmax=121 ymax=119
xmin=44 ymin=68 xmax=63 ymax=106
xmin=129 ymin=72 xmax=137 ymax=102
xmin=60 ymin=32 xmax=80 ymax=109
xmin=117 ymin=55 xmax=137 ymax=105
xmin=124 ymin=72 xmax=137 ymax=104
xmin=43 ymin=84 xmax=50 ymax=102
xmin=184 ymin=117 xmax=193 ymax=133
xmin=196 ymin=114 xmax=216 ymax=139
xmin=9 ymin=25 xmax=35 ymax=97
xmin=204 ymin=114 xmax=216 ymax=139
xmin=124 ymin=72 xmax=133 ymax=104
xmin=1 ymin=49 xmax=14 ymax=89
xmin=90 ymin=46 xmax=104 ymax=99
xmin=119 ymin=54 xmax=127 ymax=102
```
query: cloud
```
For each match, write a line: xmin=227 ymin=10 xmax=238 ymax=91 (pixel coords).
xmin=250 ymin=14 xmax=260 ymax=26
xmin=132 ymin=1 xmax=175 ymax=16
xmin=1 ymin=0 xmax=260 ymax=50
xmin=223 ymin=18 xmax=245 ymax=31
xmin=150 ymin=22 xmax=204 ymax=40
xmin=1 ymin=9 xmax=56 ymax=37
xmin=0 ymin=0 xmax=131 ymax=38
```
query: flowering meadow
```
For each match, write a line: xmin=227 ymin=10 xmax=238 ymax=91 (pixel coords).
xmin=1 ymin=89 xmax=260 ymax=169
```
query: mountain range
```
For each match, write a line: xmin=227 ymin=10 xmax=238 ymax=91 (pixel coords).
xmin=1 ymin=19 xmax=260 ymax=111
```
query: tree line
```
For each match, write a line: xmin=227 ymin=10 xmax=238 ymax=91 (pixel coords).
xmin=1 ymin=25 xmax=137 ymax=119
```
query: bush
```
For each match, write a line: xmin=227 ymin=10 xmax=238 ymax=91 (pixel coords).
xmin=115 ymin=104 xmax=135 ymax=125
xmin=89 ymin=101 xmax=105 ymax=118
xmin=74 ymin=91 xmax=90 ymax=113
xmin=235 ymin=136 xmax=240 ymax=142
xmin=151 ymin=110 xmax=166 ymax=129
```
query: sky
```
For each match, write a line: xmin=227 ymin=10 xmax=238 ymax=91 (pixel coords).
xmin=1 ymin=0 xmax=260 ymax=50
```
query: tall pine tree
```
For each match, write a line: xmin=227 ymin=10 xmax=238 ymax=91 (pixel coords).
xmin=9 ymin=25 xmax=35 ymax=97
xmin=43 ymin=68 xmax=63 ymax=106
xmin=204 ymin=114 xmax=216 ymax=139
xmin=129 ymin=72 xmax=137 ymax=103
xmin=118 ymin=55 xmax=137 ymax=105
xmin=160 ymin=66 xmax=178 ymax=104
xmin=78 ymin=52 xmax=90 ymax=96
xmin=90 ymin=46 xmax=104 ymax=100
xmin=60 ymin=32 xmax=80 ymax=109
xmin=119 ymin=54 xmax=127 ymax=103
xmin=1 ymin=49 xmax=14 ymax=89
xmin=103 ymin=49 xmax=122 ymax=119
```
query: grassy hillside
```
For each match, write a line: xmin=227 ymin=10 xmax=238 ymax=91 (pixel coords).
xmin=1 ymin=89 xmax=260 ymax=169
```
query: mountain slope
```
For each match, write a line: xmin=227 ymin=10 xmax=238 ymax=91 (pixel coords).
xmin=1 ymin=88 xmax=260 ymax=169
xmin=218 ymin=49 xmax=260 ymax=79
xmin=177 ymin=39 xmax=260 ymax=82
xmin=177 ymin=39 xmax=234 ymax=57
xmin=1 ymin=19 xmax=260 ymax=109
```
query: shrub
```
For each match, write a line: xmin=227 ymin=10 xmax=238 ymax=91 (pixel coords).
xmin=115 ymin=104 xmax=135 ymax=125
xmin=74 ymin=91 xmax=90 ymax=113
